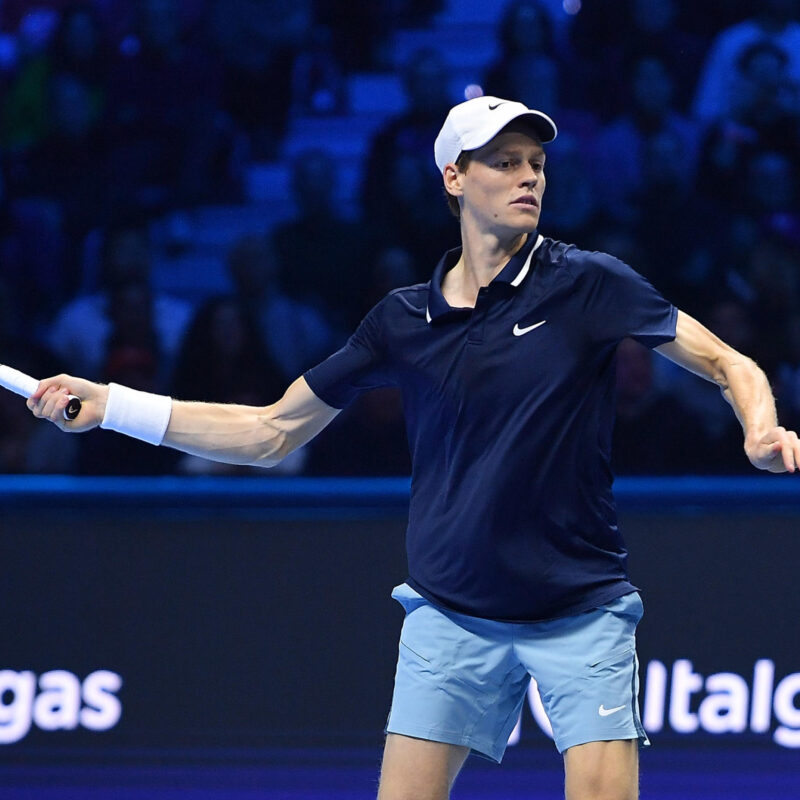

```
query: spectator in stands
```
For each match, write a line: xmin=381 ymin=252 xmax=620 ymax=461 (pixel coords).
xmin=50 ymin=3 xmax=110 ymax=89
xmin=629 ymin=128 xmax=715 ymax=311
xmin=626 ymin=0 xmax=707 ymax=111
xmin=0 ymin=154 xmax=67 ymax=329
xmin=172 ymin=295 xmax=287 ymax=404
xmin=747 ymin=151 xmax=800 ymax=245
xmin=0 ymin=6 xmax=60 ymax=153
xmin=5 ymin=4 xmax=108 ymax=216
xmin=46 ymin=225 xmax=192 ymax=382
xmin=319 ymin=0 xmax=445 ymax=70
xmin=734 ymin=39 xmax=800 ymax=137
xmin=14 ymin=71 xmax=112 ymax=284
xmin=746 ymin=236 xmax=800 ymax=377
xmin=593 ymin=57 xmax=700 ymax=227
xmin=697 ymin=153 xmax=800 ymax=300
xmin=273 ymin=148 xmax=370 ymax=331
xmin=484 ymin=0 xmax=560 ymax=110
xmin=227 ymin=234 xmax=336 ymax=383
xmin=612 ymin=337 xmax=708 ymax=474
xmin=106 ymin=0 xmax=229 ymax=212
xmin=484 ymin=0 xmax=586 ymax=110
xmin=208 ymin=0 xmax=312 ymax=159
xmin=693 ymin=0 xmax=800 ymax=126
xmin=570 ymin=0 xmax=705 ymax=117
xmin=359 ymin=245 xmax=417 ymax=319
xmin=1 ymin=7 xmax=113 ymax=289
xmin=102 ymin=279 xmax=162 ymax=388
xmin=696 ymin=40 xmax=800 ymax=213
xmin=290 ymin=25 xmax=346 ymax=116
xmin=361 ymin=47 xmax=459 ymax=276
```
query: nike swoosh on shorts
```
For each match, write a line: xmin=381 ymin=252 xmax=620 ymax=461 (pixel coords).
xmin=598 ymin=704 xmax=626 ymax=717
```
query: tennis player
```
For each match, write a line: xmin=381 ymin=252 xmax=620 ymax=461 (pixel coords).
xmin=29 ymin=96 xmax=800 ymax=800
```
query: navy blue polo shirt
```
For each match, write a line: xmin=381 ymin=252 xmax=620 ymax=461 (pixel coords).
xmin=304 ymin=233 xmax=677 ymax=621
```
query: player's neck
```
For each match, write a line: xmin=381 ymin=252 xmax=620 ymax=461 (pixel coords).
xmin=442 ymin=228 xmax=528 ymax=308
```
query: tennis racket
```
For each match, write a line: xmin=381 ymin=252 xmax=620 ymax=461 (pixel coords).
xmin=0 ymin=365 xmax=82 ymax=420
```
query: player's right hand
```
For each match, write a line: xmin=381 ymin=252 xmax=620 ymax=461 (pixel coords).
xmin=27 ymin=375 xmax=108 ymax=433
xmin=745 ymin=425 xmax=800 ymax=473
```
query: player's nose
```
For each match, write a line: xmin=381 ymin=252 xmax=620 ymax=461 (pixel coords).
xmin=519 ymin=164 xmax=539 ymax=187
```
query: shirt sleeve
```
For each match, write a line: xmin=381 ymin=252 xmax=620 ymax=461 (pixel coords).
xmin=303 ymin=297 xmax=395 ymax=409
xmin=578 ymin=251 xmax=678 ymax=349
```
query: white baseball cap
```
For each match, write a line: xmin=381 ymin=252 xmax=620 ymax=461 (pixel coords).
xmin=434 ymin=95 xmax=557 ymax=173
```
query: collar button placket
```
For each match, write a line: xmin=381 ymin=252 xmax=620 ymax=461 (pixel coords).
xmin=467 ymin=288 xmax=491 ymax=345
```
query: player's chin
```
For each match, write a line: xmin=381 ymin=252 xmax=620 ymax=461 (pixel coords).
xmin=507 ymin=205 xmax=540 ymax=226
xmin=505 ymin=215 xmax=540 ymax=235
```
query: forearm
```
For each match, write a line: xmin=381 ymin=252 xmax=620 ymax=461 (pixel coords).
xmin=94 ymin=382 xmax=292 ymax=467
xmin=717 ymin=354 xmax=778 ymax=447
xmin=164 ymin=376 xmax=339 ymax=467
xmin=163 ymin=400 xmax=289 ymax=467
xmin=716 ymin=353 xmax=799 ymax=472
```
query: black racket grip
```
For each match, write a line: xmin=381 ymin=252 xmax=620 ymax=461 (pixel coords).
xmin=64 ymin=395 xmax=82 ymax=421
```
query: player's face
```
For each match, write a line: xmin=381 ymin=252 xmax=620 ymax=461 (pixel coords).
xmin=458 ymin=130 xmax=546 ymax=234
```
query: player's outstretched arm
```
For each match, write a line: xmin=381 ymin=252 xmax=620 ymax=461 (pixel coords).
xmin=28 ymin=375 xmax=340 ymax=468
xmin=164 ymin=377 xmax=340 ymax=466
xmin=655 ymin=310 xmax=800 ymax=473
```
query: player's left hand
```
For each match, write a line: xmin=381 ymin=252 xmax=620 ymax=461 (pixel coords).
xmin=745 ymin=426 xmax=800 ymax=473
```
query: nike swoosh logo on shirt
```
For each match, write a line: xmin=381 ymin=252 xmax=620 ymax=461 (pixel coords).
xmin=598 ymin=704 xmax=626 ymax=717
xmin=512 ymin=320 xmax=547 ymax=336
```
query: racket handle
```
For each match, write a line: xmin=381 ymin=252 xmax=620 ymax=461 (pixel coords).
xmin=0 ymin=365 xmax=82 ymax=421
xmin=64 ymin=395 xmax=82 ymax=421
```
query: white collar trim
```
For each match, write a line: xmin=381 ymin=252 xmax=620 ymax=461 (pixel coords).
xmin=510 ymin=233 xmax=543 ymax=287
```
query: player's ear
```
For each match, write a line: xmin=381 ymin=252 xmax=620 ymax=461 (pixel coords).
xmin=443 ymin=163 xmax=464 ymax=198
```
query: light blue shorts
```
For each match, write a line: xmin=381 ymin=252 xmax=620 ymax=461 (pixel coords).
xmin=385 ymin=584 xmax=648 ymax=763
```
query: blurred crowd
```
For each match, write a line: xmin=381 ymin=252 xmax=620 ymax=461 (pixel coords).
xmin=1 ymin=0 xmax=800 ymax=477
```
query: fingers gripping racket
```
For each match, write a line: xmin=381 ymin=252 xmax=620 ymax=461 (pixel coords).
xmin=0 ymin=365 xmax=82 ymax=420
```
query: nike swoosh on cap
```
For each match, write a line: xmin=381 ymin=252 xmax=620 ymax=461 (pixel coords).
xmin=512 ymin=320 xmax=546 ymax=336
xmin=488 ymin=102 xmax=507 ymax=110
xmin=598 ymin=704 xmax=626 ymax=717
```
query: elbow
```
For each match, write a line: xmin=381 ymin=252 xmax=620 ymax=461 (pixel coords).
xmin=705 ymin=353 xmax=728 ymax=390
xmin=252 ymin=410 xmax=292 ymax=468
xmin=268 ymin=432 xmax=293 ymax=467
xmin=254 ymin=452 xmax=284 ymax=469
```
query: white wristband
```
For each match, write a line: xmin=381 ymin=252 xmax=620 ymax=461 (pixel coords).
xmin=100 ymin=383 xmax=173 ymax=446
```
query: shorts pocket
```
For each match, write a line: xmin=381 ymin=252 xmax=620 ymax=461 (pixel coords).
xmin=399 ymin=639 xmax=432 ymax=664
xmin=587 ymin=645 xmax=634 ymax=670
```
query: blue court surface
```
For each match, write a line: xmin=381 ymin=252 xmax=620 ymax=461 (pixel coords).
xmin=1 ymin=745 xmax=797 ymax=799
